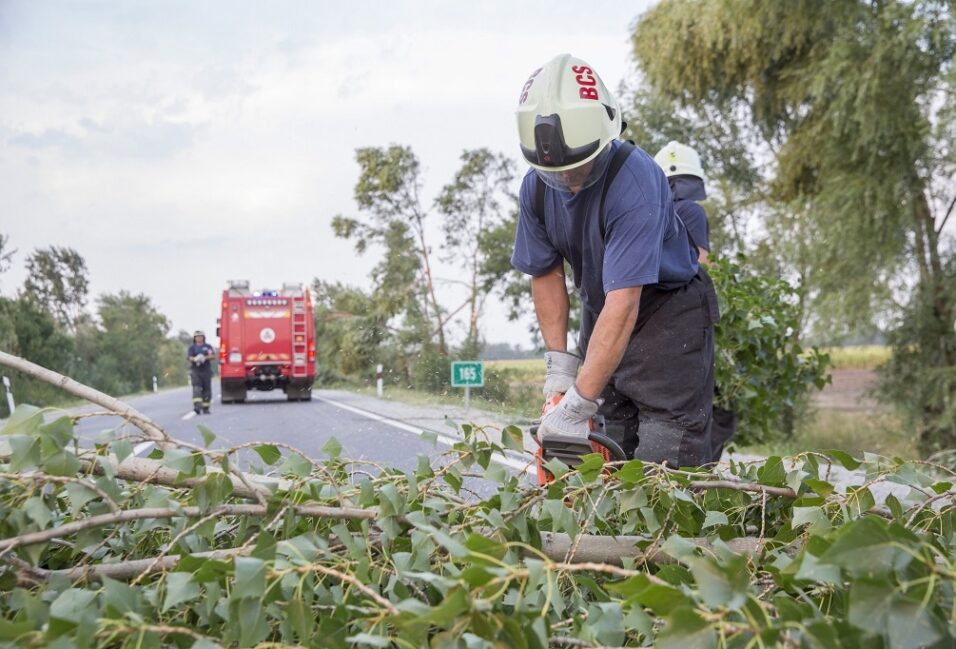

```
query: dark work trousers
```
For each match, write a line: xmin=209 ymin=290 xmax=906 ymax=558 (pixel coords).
xmin=710 ymin=392 xmax=738 ymax=462
xmin=581 ymin=272 xmax=720 ymax=467
xmin=190 ymin=365 xmax=212 ymax=409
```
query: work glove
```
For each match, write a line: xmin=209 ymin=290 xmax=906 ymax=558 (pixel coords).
xmin=537 ymin=385 xmax=600 ymax=445
xmin=543 ymin=350 xmax=580 ymax=398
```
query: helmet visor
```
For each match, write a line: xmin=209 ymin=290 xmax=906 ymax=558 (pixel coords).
xmin=535 ymin=143 xmax=613 ymax=194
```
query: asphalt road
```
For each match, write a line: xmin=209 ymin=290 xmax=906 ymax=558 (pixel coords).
xmin=70 ymin=385 xmax=474 ymax=475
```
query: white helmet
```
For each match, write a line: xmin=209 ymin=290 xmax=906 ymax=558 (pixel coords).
xmin=516 ymin=54 xmax=622 ymax=193
xmin=654 ymin=141 xmax=704 ymax=179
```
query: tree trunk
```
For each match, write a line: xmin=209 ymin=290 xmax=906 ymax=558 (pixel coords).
xmin=413 ymin=215 xmax=447 ymax=355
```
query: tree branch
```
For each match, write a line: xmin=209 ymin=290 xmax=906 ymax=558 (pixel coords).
xmin=0 ymin=503 xmax=387 ymax=552
xmin=0 ymin=350 xmax=170 ymax=447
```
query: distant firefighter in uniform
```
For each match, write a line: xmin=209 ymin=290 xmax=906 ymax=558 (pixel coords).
xmin=187 ymin=330 xmax=215 ymax=414
xmin=654 ymin=141 xmax=737 ymax=461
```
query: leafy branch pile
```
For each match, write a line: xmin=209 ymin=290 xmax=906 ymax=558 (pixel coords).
xmin=0 ymin=361 xmax=954 ymax=648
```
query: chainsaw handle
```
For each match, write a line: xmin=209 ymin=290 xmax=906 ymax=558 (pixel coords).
xmin=586 ymin=432 xmax=627 ymax=462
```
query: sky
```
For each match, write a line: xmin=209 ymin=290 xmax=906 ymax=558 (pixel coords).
xmin=0 ymin=1 xmax=653 ymax=348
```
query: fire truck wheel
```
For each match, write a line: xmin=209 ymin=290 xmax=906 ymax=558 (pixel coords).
xmin=221 ymin=384 xmax=247 ymax=404
xmin=286 ymin=384 xmax=312 ymax=402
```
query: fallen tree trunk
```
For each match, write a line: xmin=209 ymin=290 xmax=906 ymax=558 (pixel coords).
xmin=12 ymin=531 xmax=766 ymax=583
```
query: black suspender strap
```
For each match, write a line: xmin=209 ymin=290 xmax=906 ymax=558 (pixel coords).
xmin=534 ymin=169 xmax=547 ymax=229
xmin=533 ymin=140 xmax=637 ymax=239
xmin=598 ymin=140 xmax=635 ymax=238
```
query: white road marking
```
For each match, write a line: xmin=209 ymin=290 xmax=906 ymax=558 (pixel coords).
xmin=133 ymin=441 xmax=155 ymax=457
xmin=312 ymin=393 xmax=533 ymax=474
xmin=182 ymin=411 xmax=196 ymax=421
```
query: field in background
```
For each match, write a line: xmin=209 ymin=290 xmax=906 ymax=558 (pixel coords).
xmin=819 ymin=345 xmax=890 ymax=370
xmin=488 ymin=345 xmax=891 ymax=374
xmin=485 ymin=346 xmax=904 ymax=457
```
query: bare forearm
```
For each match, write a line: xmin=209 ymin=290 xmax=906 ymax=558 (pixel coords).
xmin=576 ymin=287 xmax=641 ymax=400
xmin=531 ymin=266 xmax=569 ymax=351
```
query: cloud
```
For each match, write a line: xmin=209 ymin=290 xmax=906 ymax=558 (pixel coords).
xmin=0 ymin=0 xmax=651 ymax=343
xmin=7 ymin=116 xmax=201 ymax=159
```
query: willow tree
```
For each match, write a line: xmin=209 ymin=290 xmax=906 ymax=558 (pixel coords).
xmin=332 ymin=146 xmax=447 ymax=356
xmin=436 ymin=149 xmax=516 ymax=357
xmin=633 ymin=0 xmax=956 ymax=452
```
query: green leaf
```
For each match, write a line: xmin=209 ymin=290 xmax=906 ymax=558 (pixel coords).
xmin=49 ymin=588 xmax=98 ymax=625
xmin=8 ymin=435 xmax=40 ymax=470
xmin=577 ymin=453 xmax=606 ymax=482
xmin=232 ymin=556 xmax=267 ymax=599
xmin=792 ymin=506 xmax=831 ymax=534
xmin=198 ymin=424 xmax=216 ymax=448
xmin=24 ymin=497 xmax=52 ymax=527
xmin=483 ymin=461 xmax=507 ymax=484
xmin=606 ymin=575 xmax=691 ymax=614
xmin=543 ymin=457 xmax=569 ymax=480
xmin=195 ymin=471 xmax=233 ymax=512
xmin=500 ymin=425 xmax=524 ymax=452
xmin=237 ymin=597 xmax=270 ymax=646
xmin=656 ymin=608 xmax=717 ymax=649
xmin=404 ymin=587 xmax=469 ymax=630
xmin=253 ymin=443 xmax=281 ymax=465
xmin=42 ymin=450 xmax=80 ymax=476
xmin=162 ymin=572 xmax=200 ymax=612
xmin=885 ymin=493 xmax=904 ymax=519
xmin=804 ymin=478 xmax=835 ymax=497
xmin=280 ymin=452 xmax=313 ymax=478
xmin=615 ymin=459 xmax=645 ymax=484
xmin=688 ymin=555 xmax=749 ymax=610
xmin=464 ymin=534 xmax=507 ymax=565
xmin=819 ymin=518 xmax=916 ymax=577
xmin=0 ymin=404 xmax=42 ymax=435
xmin=420 ymin=429 xmax=438 ymax=445
xmin=824 ymin=449 xmax=861 ymax=470
xmin=377 ymin=483 xmax=404 ymax=516
xmin=102 ymin=577 xmax=139 ymax=617
xmin=39 ymin=415 xmax=74 ymax=449
xmin=252 ymin=531 xmax=277 ymax=561
xmin=702 ymin=510 xmax=728 ymax=529
xmin=285 ymin=598 xmax=314 ymax=642
xmin=64 ymin=482 xmax=99 ymax=517
xmin=848 ymin=578 xmax=944 ymax=649
xmin=163 ymin=448 xmax=199 ymax=476
xmin=112 ymin=439 xmax=133 ymax=464
xmin=321 ymin=436 xmax=343 ymax=459
xmin=757 ymin=456 xmax=786 ymax=485
xmin=443 ymin=468 xmax=462 ymax=493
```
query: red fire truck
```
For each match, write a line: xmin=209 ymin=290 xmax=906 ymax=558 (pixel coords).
xmin=217 ymin=281 xmax=316 ymax=403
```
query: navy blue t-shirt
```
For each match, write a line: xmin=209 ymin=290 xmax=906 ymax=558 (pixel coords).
xmin=670 ymin=175 xmax=710 ymax=252
xmin=187 ymin=343 xmax=215 ymax=368
xmin=511 ymin=140 xmax=699 ymax=326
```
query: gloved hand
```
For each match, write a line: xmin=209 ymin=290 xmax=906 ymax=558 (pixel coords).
xmin=537 ymin=385 xmax=600 ymax=445
xmin=543 ymin=350 xmax=580 ymax=398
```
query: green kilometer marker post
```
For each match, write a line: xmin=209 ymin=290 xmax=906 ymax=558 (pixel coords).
xmin=450 ymin=361 xmax=484 ymax=410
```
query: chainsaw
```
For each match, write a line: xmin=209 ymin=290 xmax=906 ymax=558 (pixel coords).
xmin=530 ymin=393 xmax=628 ymax=486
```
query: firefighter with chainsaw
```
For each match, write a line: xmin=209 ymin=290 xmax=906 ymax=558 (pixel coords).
xmin=654 ymin=141 xmax=736 ymax=461
xmin=187 ymin=330 xmax=215 ymax=414
xmin=512 ymin=54 xmax=719 ymax=472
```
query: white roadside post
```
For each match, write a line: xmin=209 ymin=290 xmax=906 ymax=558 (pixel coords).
xmin=451 ymin=361 xmax=484 ymax=412
xmin=376 ymin=364 xmax=384 ymax=398
xmin=152 ymin=376 xmax=158 ymax=393
xmin=2 ymin=376 xmax=14 ymax=413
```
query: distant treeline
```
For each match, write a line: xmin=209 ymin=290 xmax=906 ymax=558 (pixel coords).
xmin=0 ymin=238 xmax=189 ymax=416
